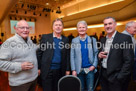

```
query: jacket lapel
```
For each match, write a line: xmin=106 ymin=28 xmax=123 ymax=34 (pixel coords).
xmin=107 ymin=32 xmax=120 ymax=61
xmin=75 ymin=36 xmax=82 ymax=60
xmin=48 ymin=33 xmax=54 ymax=62
xmin=50 ymin=33 xmax=54 ymax=44
xmin=61 ymin=36 xmax=65 ymax=53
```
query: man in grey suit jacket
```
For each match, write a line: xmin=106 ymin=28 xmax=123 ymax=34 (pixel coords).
xmin=70 ymin=20 xmax=98 ymax=91
xmin=98 ymin=17 xmax=134 ymax=91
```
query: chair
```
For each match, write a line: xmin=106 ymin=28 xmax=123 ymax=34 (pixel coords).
xmin=58 ymin=75 xmax=81 ymax=91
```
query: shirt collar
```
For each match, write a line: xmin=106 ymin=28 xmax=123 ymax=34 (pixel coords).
xmin=53 ymin=33 xmax=62 ymax=39
xmin=106 ymin=31 xmax=117 ymax=39
xmin=79 ymin=34 xmax=87 ymax=41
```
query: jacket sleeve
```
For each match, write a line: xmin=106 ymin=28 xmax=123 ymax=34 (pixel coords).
xmin=92 ymin=37 xmax=98 ymax=68
xmin=117 ymin=36 xmax=134 ymax=81
xmin=66 ymin=38 xmax=71 ymax=71
xmin=36 ymin=35 xmax=44 ymax=69
xmin=70 ymin=39 xmax=76 ymax=71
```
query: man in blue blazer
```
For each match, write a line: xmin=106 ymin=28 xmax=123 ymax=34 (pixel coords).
xmin=70 ymin=20 xmax=98 ymax=91
xmin=98 ymin=17 xmax=134 ymax=91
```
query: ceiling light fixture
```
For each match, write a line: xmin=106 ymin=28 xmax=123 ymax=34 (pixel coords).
xmin=33 ymin=12 xmax=36 ymax=15
xmin=16 ymin=10 xmax=18 ymax=13
xmin=30 ymin=5 xmax=36 ymax=10
xmin=40 ymin=13 xmax=42 ymax=16
xmin=27 ymin=4 xmax=29 ymax=8
xmin=56 ymin=6 xmax=61 ymax=14
xmin=46 ymin=3 xmax=49 ymax=5
xmin=25 ymin=11 xmax=27 ymax=14
xmin=21 ymin=4 xmax=24 ymax=8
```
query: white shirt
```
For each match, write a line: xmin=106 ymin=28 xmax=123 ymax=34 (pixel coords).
xmin=102 ymin=31 xmax=117 ymax=68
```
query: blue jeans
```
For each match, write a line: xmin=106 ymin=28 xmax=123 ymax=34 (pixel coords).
xmin=77 ymin=70 xmax=94 ymax=91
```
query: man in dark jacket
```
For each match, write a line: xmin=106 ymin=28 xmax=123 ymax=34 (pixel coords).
xmin=98 ymin=17 xmax=134 ymax=91
xmin=37 ymin=18 xmax=70 ymax=91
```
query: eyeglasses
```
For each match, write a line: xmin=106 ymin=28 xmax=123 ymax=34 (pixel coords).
xmin=17 ymin=27 xmax=30 ymax=30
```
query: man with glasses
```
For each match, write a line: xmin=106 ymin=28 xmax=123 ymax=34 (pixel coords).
xmin=0 ymin=20 xmax=38 ymax=91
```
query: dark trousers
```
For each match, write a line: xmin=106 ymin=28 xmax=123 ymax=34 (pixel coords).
xmin=10 ymin=78 xmax=37 ymax=91
xmin=123 ymin=74 xmax=131 ymax=91
xmin=42 ymin=69 xmax=61 ymax=91
xmin=100 ymin=68 xmax=123 ymax=91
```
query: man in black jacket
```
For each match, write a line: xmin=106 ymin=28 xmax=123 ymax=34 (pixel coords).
xmin=37 ymin=18 xmax=70 ymax=91
xmin=98 ymin=17 xmax=134 ymax=91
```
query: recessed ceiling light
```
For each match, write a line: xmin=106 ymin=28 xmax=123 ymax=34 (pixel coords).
xmin=46 ymin=3 xmax=49 ymax=5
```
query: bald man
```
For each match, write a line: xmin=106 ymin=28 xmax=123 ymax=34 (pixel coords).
xmin=0 ymin=20 xmax=38 ymax=91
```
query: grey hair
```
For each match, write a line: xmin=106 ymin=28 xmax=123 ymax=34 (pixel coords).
xmin=52 ymin=18 xmax=64 ymax=27
xmin=77 ymin=20 xmax=88 ymax=28
xmin=125 ymin=21 xmax=136 ymax=29
xmin=103 ymin=17 xmax=116 ymax=22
